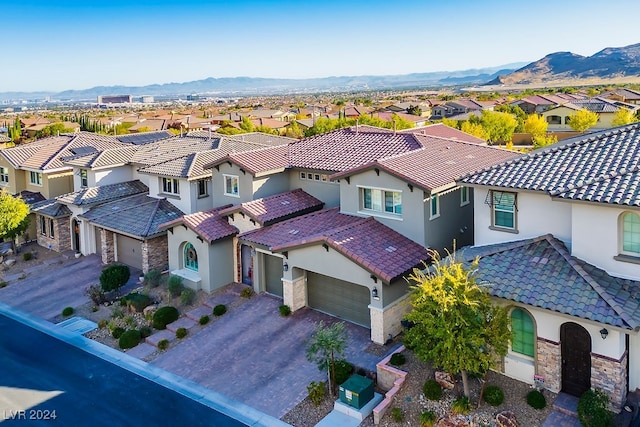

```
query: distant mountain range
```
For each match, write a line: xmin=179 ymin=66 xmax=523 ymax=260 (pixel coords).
xmin=487 ymin=42 xmax=640 ymax=86
xmin=0 ymin=64 xmax=525 ymax=102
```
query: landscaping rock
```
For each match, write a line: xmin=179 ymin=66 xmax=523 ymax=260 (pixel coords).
xmin=435 ymin=371 xmax=455 ymax=390
xmin=143 ymin=305 xmax=158 ymax=317
xmin=437 ymin=414 xmax=469 ymax=427
xmin=4 ymin=258 xmax=16 ymax=267
xmin=495 ymin=411 xmax=518 ymax=427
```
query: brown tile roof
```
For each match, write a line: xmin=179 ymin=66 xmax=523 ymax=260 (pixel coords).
xmin=219 ymin=189 xmax=324 ymax=226
xmin=57 ymin=180 xmax=148 ymax=206
xmin=332 ymin=137 xmax=519 ymax=193
xmin=204 ymin=145 xmax=290 ymax=176
xmin=241 ymin=208 xmax=429 ymax=283
xmin=399 ymin=123 xmax=486 ymax=144
xmin=159 ymin=205 xmax=237 ymax=244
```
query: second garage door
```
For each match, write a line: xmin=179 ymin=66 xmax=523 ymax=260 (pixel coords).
xmin=116 ymin=235 xmax=142 ymax=270
xmin=307 ymin=271 xmax=371 ymax=328
xmin=264 ymin=254 xmax=283 ymax=297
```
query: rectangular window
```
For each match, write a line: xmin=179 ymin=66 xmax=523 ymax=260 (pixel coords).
xmin=197 ymin=179 xmax=208 ymax=198
xmin=300 ymin=172 xmax=306 ymax=180
xmin=314 ymin=174 xmax=320 ymax=181
xmin=430 ymin=194 xmax=440 ymax=219
xmin=49 ymin=218 xmax=54 ymax=238
xmin=30 ymin=171 xmax=42 ymax=186
xmin=162 ymin=177 xmax=179 ymax=195
xmin=80 ymin=169 xmax=88 ymax=188
xmin=224 ymin=174 xmax=239 ymax=197
xmin=460 ymin=186 xmax=469 ymax=206
xmin=0 ymin=167 xmax=8 ymax=184
xmin=40 ymin=216 xmax=46 ymax=236
xmin=492 ymin=191 xmax=516 ymax=229
xmin=362 ymin=188 xmax=401 ymax=215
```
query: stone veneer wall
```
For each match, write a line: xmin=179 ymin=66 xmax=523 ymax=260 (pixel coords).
xmin=283 ymin=275 xmax=307 ymax=312
xmin=592 ymin=351 xmax=627 ymax=412
xmin=101 ymin=229 xmax=115 ymax=265
xmin=36 ymin=215 xmax=71 ymax=253
xmin=536 ymin=338 xmax=561 ymax=392
xmin=370 ymin=297 xmax=411 ymax=345
xmin=142 ymin=235 xmax=168 ymax=274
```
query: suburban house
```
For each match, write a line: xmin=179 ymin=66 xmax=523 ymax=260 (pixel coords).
xmin=458 ymin=122 xmax=640 ymax=410
xmin=541 ymin=97 xmax=639 ymax=131
xmin=430 ymin=99 xmax=491 ymax=119
xmin=600 ymin=88 xmax=640 ymax=106
xmin=511 ymin=93 xmax=585 ymax=115
xmin=160 ymin=125 xmax=517 ymax=344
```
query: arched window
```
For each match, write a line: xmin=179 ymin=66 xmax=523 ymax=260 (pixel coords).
xmin=184 ymin=243 xmax=198 ymax=271
xmin=511 ymin=308 xmax=535 ymax=357
xmin=622 ymin=212 xmax=640 ymax=255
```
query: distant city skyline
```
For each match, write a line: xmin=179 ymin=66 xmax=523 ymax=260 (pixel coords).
xmin=4 ymin=0 xmax=640 ymax=93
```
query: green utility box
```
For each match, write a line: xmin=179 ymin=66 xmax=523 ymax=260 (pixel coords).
xmin=339 ymin=374 xmax=374 ymax=409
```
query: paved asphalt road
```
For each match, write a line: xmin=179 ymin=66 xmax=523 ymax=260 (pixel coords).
xmin=0 ymin=309 xmax=281 ymax=427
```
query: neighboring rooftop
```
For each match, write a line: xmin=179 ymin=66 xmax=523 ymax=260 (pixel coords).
xmin=56 ymin=180 xmax=148 ymax=206
xmin=159 ymin=205 xmax=237 ymax=244
xmin=399 ymin=123 xmax=487 ymax=144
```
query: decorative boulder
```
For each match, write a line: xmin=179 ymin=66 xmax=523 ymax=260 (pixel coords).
xmin=143 ymin=305 xmax=158 ymax=317
xmin=435 ymin=371 xmax=455 ymax=390
xmin=495 ymin=411 xmax=518 ymax=427
xmin=4 ymin=258 xmax=16 ymax=267
xmin=437 ymin=414 xmax=469 ymax=427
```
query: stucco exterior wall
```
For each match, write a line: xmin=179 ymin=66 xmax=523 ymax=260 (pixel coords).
xmin=424 ymin=188 xmax=474 ymax=253
xmin=290 ymin=169 xmax=340 ymax=207
xmin=92 ymin=167 xmax=134 ymax=188
xmin=45 ymin=172 xmax=73 ymax=199
xmin=0 ymin=157 xmax=18 ymax=195
xmin=211 ymin=163 xmax=254 ymax=206
xmin=227 ymin=214 xmax=259 ymax=234
xmin=473 ymin=188 xmax=572 ymax=247
xmin=252 ymin=174 xmax=289 ymax=200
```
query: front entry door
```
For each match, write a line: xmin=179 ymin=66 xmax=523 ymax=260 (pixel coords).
xmin=561 ymin=322 xmax=591 ymax=397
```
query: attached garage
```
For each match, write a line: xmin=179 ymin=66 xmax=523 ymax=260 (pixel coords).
xmin=264 ymin=254 xmax=284 ymax=297
xmin=116 ymin=235 xmax=142 ymax=269
xmin=307 ymin=271 xmax=371 ymax=328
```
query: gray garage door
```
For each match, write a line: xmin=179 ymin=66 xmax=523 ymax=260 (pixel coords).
xmin=264 ymin=254 xmax=283 ymax=297
xmin=307 ymin=272 xmax=371 ymax=328
xmin=116 ymin=235 xmax=142 ymax=269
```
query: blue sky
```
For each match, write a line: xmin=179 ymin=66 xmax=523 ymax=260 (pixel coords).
xmin=3 ymin=0 xmax=640 ymax=92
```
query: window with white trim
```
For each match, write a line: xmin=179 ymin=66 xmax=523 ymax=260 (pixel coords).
xmin=622 ymin=212 xmax=640 ymax=255
xmin=49 ymin=218 xmax=55 ymax=238
xmin=197 ymin=179 xmax=208 ymax=198
xmin=491 ymin=191 xmax=516 ymax=230
xmin=430 ymin=194 xmax=440 ymax=219
xmin=511 ymin=308 xmax=535 ymax=357
xmin=80 ymin=169 xmax=88 ymax=188
xmin=362 ymin=187 xmax=402 ymax=215
xmin=30 ymin=171 xmax=42 ymax=186
xmin=184 ymin=242 xmax=198 ymax=271
xmin=224 ymin=174 xmax=239 ymax=197
xmin=40 ymin=216 xmax=46 ymax=236
xmin=162 ymin=177 xmax=179 ymax=195
xmin=0 ymin=167 xmax=8 ymax=184
xmin=460 ymin=186 xmax=469 ymax=206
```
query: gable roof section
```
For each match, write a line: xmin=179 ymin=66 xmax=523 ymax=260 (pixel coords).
xmin=16 ymin=190 xmax=46 ymax=207
xmin=204 ymin=144 xmax=290 ymax=176
xmin=460 ymin=234 xmax=640 ymax=329
xmin=158 ymin=205 xmax=237 ymax=244
xmin=459 ymin=123 xmax=640 ymax=206
xmin=116 ymin=131 xmax=173 ymax=145
xmin=399 ymin=123 xmax=486 ymax=144
xmin=219 ymin=189 xmax=324 ymax=226
xmin=81 ymin=194 xmax=184 ymax=239
xmin=57 ymin=180 xmax=148 ymax=206
xmin=241 ymin=207 xmax=430 ymax=283
xmin=61 ymin=145 xmax=139 ymax=169
xmin=332 ymin=138 xmax=518 ymax=193
xmin=31 ymin=198 xmax=72 ymax=218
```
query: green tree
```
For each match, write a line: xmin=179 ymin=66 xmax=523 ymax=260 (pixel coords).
xmin=532 ymin=134 xmax=558 ymax=150
xmin=306 ymin=321 xmax=347 ymax=396
xmin=523 ymin=114 xmax=549 ymax=140
xmin=568 ymin=109 xmax=599 ymax=132
xmin=35 ymin=123 xmax=75 ymax=139
xmin=239 ymin=116 xmax=254 ymax=132
xmin=495 ymin=104 xmax=526 ymax=132
xmin=0 ymin=191 xmax=30 ymax=250
xmin=460 ymin=121 xmax=489 ymax=140
xmin=404 ymin=252 xmax=510 ymax=398
xmin=285 ymin=121 xmax=304 ymax=139
xmin=612 ymin=108 xmax=639 ymax=127
xmin=407 ymin=105 xmax=423 ymax=116
xmin=442 ymin=117 xmax=461 ymax=129
xmin=8 ymin=117 xmax=21 ymax=142
xmin=480 ymin=110 xmax=518 ymax=144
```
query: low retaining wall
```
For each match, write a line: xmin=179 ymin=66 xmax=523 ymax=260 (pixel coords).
xmin=373 ymin=345 xmax=407 ymax=425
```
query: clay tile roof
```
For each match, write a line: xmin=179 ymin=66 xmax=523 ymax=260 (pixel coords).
xmin=56 ymin=180 xmax=148 ymax=206
xmin=460 ymin=234 xmax=640 ymax=329
xmin=159 ymin=205 xmax=237 ymax=243
xmin=204 ymin=144 xmax=290 ymax=175
xmin=31 ymin=199 xmax=72 ymax=218
xmin=460 ymin=123 xmax=640 ymax=206
xmin=242 ymin=208 xmax=430 ymax=283
xmin=219 ymin=189 xmax=324 ymax=226
xmin=398 ymin=123 xmax=486 ymax=144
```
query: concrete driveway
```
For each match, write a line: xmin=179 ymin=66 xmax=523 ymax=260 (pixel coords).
xmin=151 ymin=294 xmax=385 ymax=419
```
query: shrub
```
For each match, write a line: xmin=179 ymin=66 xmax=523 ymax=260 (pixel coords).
xmin=22 ymin=252 xmax=33 ymax=261
xmin=124 ymin=316 xmax=136 ymax=327
xmin=240 ymin=287 xmax=254 ymax=298
xmin=199 ymin=315 xmax=210 ymax=325
xmin=451 ymin=396 xmax=471 ymax=414
xmin=389 ymin=352 xmax=406 ymax=366
xmin=176 ymin=327 xmax=188 ymax=339
xmin=112 ymin=327 xmax=125 ymax=339
xmin=123 ymin=292 xmax=152 ymax=312
xmin=98 ymin=319 xmax=108 ymax=329
xmin=307 ymin=381 xmax=325 ymax=406
xmin=423 ymin=379 xmax=442 ymax=401
xmin=420 ymin=410 xmax=437 ymax=427
xmin=333 ymin=360 xmax=354 ymax=386
xmin=144 ymin=269 xmax=162 ymax=288
xmin=152 ymin=306 xmax=179 ymax=329
xmin=0 ymin=281 xmax=7 ymax=289
xmin=526 ymin=389 xmax=547 ymax=409
xmin=86 ymin=284 xmax=106 ymax=305
xmin=112 ymin=307 xmax=124 ymax=319
xmin=483 ymin=385 xmax=505 ymax=406
xmin=391 ymin=407 xmax=403 ymax=422
xmin=167 ymin=275 xmax=184 ymax=297
xmin=99 ymin=264 xmax=130 ymax=293
xmin=213 ymin=304 xmax=227 ymax=317
xmin=139 ymin=326 xmax=152 ymax=338
xmin=118 ymin=329 xmax=141 ymax=349
xmin=119 ymin=297 xmax=127 ymax=306
xmin=180 ymin=288 xmax=196 ymax=306
xmin=279 ymin=304 xmax=291 ymax=317
xmin=62 ymin=306 xmax=74 ymax=317
xmin=578 ymin=389 xmax=612 ymax=427
xmin=157 ymin=339 xmax=169 ymax=350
